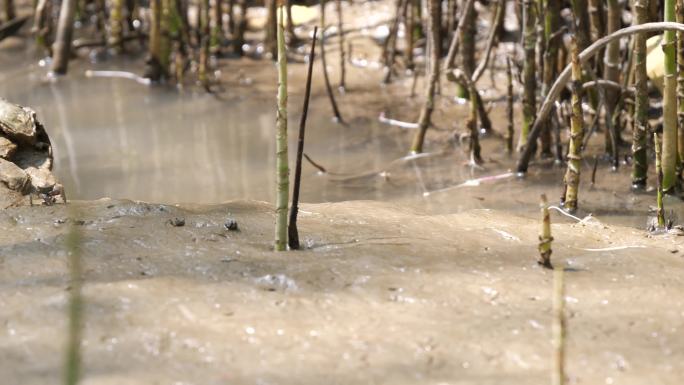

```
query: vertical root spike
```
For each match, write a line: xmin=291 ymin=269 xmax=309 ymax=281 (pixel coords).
xmin=288 ymin=27 xmax=318 ymax=250
xmin=552 ymin=268 xmax=566 ymax=385
xmin=539 ymin=193 xmax=553 ymax=268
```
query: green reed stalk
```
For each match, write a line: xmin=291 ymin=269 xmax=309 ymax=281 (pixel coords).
xmin=538 ymin=193 xmax=553 ymax=268
xmin=518 ymin=0 xmax=536 ymax=151
xmin=655 ymin=133 xmax=666 ymax=228
xmin=409 ymin=0 xmax=439 ymax=153
xmin=275 ymin=5 xmax=289 ymax=251
xmin=602 ymin=0 xmax=620 ymax=159
xmin=563 ymin=37 xmax=584 ymax=213
xmin=540 ymin=0 xmax=560 ymax=157
xmin=632 ymin=0 xmax=649 ymax=188
xmin=109 ymin=0 xmax=123 ymax=52
xmin=199 ymin=0 xmax=210 ymax=85
xmin=552 ymin=267 xmax=566 ymax=385
xmin=663 ymin=0 xmax=678 ymax=192
xmin=64 ymin=216 xmax=84 ymax=385
xmin=676 ymin=0 xmax=684 ymax=172
xmin=506 ymin=57 xmax=514 ymax=154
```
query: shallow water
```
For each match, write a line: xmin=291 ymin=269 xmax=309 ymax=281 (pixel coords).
xmin=0 ymin=18 xmax=678 ymax=231
xmin=0 ymin=43 xmax=412 ymax=205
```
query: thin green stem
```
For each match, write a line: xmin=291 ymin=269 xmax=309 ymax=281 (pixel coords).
xmin=64 ymin=214 xmax=84 ymax=385
xmin=663 ymin=0 xmax=678 ymax=192
xmin=274 ymin=6 xmax=289 ymax=251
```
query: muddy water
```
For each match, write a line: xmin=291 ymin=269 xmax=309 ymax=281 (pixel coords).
xmin=1 ymin=9 xmax=673 ymax=231
xmin=0 ymin=47 xmax=667 ymax=230
xmin=0 ymin=0 xmax=411 ymax=206
xmin=0 ymin=50 xmax=407 ymax=205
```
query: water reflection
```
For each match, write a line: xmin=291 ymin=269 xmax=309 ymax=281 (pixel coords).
xmin=0 ymin=55 xmax=410 ymax=204
xmin=0 ymin=43 xmax=664 ymax=230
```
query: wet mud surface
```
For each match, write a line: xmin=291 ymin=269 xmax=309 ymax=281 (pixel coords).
xmin=2 ymin=199 xmax=684 ymax=385
xmin=1 ymin=1 xmax=684 ymax=384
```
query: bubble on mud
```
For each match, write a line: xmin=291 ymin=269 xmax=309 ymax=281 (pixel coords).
xmin=245 ymin=326 xmax=255 ymax=335
xmin=389 ymin=295 xmax=416 ymax=304
xmin=482 ymin=287 xmax=499 ymax=301
xmin=304 ymin=238 xmax=316 ymax=248
xmin=255 ymin=274 xmax=298 ymax=291
xmin=565 ymin=296 xmax=579 ymax=304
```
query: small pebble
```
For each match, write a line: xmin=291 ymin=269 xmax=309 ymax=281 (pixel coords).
xmin=224 ymin=218 xmax=238 ymax=231
xmin=169 ymin=217 xmax=185 ymax=227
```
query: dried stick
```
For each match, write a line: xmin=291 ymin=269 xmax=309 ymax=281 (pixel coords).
xmin=382 ymin=0 xmax=405 ymax=83
xmin=335 ymin=0 xmax=346 ymax=90
xmin=450 ymin=69 xmax=482 ymax=163
xmin=319 ymin=0 xmax=344 ymax=122
xmin=471 ymin=0 xmax=504 ymax=82
xmin=288 ymin=27 xmax=318 ymax=250
xmin=51 ymin=0 xmax=76 ymax=74
xmin=444 ymin=0 xmax=475 ymax=70
xmin=538 ymin=193 xmax=553 ymax=269
xmin=303 ymin=153 xmax=327 ymax=173
xmin=409 ymin=0 xmax=439 ymax=153
xmin=506 ymin=57 xmax=514 ymax=154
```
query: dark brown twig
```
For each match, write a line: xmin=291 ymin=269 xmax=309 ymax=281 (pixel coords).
xmin=288 ymin=27 xmax=318 ymax=250
xmin=444 ymin=0 xmax=476 ymax=70
xmin=303 ymin=153 xmax=327 ymax=173
xmin=319 ymin=21 xmax=344 ymax=122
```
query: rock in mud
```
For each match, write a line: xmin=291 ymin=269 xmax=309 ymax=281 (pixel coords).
xmin=0 ymin=99 xmax=40 ymax=145
xmin=0 ymin=136 xmax=17 ymax=159
xmin=0 ymin=158 xmax=28 ymax=191
xmin=0 ymin=99 xmax=59 ymax=207
xmin=169 ymin=217 xmax=185 ymax=227
xmin=224 ymin=218 xmax=238 ymax=231
xmin=25 ymin=166 xmax=56 ymax=191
